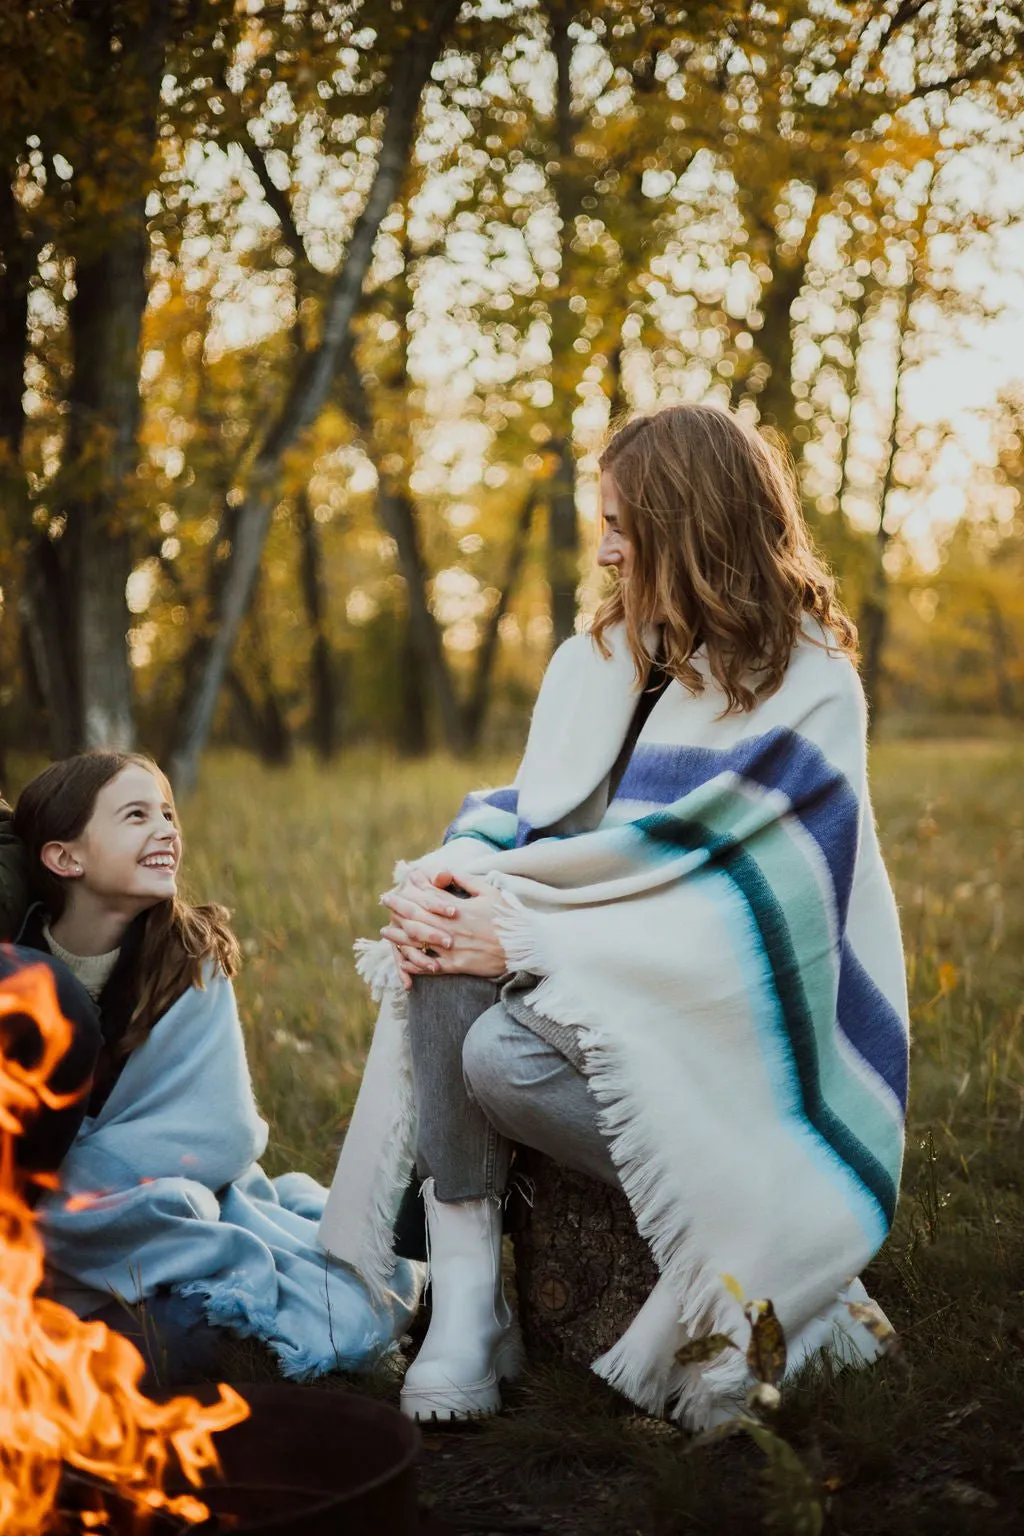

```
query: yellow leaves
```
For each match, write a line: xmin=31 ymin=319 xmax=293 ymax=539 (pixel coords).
xmin=721 ymin=1271 xmax=745 ymax=1303
xmin=938 ymin=961 xmax=959 ymax=995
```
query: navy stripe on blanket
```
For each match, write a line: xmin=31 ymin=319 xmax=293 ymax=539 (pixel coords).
xmin=455 ymin=730 xmax=860 ymax=919
xmin=635 ymin=811 xmax=899 ymax=1226
xmin=620 ymin=729 xmax=859 ymax=924
xmin=837 ymin=943 xmax=909 ymax=1112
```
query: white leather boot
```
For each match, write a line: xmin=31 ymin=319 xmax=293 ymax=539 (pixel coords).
xmin=400 ymin=1177 xmax=523 ymax=1422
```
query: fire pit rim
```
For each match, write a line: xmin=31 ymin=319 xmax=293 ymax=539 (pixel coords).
xmin=163 ymin=1380 xmax=423 ymax=1529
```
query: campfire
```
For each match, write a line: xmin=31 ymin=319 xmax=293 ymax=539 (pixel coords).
xmin=0 ymin=960 xmax=248 ymax=1535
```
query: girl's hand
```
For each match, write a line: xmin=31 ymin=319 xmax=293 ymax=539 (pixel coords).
xmin=380 ymin=870 xmax=508 ymax=988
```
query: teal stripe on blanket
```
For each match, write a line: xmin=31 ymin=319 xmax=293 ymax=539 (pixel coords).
xmin=635 ymin=808 xmax=899 ymax=1227
xmin=695 ymin=866 xmax=889 ymax=1247
xmin=681 ymin=783 xmax=905 ymax=1174
xmin=450 ymin=799 xmax=519 ymax=851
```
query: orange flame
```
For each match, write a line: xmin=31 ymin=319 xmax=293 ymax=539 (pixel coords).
xmin=0 ymin=960 xmax=249 ymax=1534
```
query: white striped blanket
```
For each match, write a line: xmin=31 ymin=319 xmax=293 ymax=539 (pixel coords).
xmin=319 ymin=620 xmax=909 ymax=1427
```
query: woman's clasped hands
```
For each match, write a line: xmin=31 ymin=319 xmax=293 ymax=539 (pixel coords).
xmin=380 ymin=868 xmax=508 ymax=989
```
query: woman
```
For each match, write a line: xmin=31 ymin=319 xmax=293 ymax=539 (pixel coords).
xmin=11 ymin=751 xmax=420 ymax=1382
xmin=319 ymin=404 xmax=909 ymax=1430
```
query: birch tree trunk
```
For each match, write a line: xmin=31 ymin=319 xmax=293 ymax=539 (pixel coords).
xmin=167 ymin=1 xmax=462 ymax=795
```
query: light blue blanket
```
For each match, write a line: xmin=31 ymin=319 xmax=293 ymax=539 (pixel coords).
xmin=39 ymin=969 xmax=420 ymax=1377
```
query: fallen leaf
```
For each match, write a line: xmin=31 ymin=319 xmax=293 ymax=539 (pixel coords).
xmin=745 ymin=1299 xmax=787 ymax=1386
xmin=675 ymin=1332 xmax=739 ymax=1367
xmin=845 ymin=1298 xmax=902 ymax=1356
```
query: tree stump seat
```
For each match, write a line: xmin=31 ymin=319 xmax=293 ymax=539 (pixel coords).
xmin=508 ymin=1147 xmax=657 ymax=1368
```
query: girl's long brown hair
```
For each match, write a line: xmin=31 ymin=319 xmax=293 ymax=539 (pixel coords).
xmin=592 ymin=405 xmax=857 ymax=711
xmin=13 ymin=752 xmax=239 ymax=1053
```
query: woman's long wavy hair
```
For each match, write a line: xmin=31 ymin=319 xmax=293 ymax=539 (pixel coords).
xmin=13 ymin=752 xmax=239 ymax=1053
xmin=592 ymin=405 xmax=857 ymax=711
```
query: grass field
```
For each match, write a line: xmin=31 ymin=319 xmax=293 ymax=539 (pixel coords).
xmin=175 ymin=738 xmax=1024 ymax=1535
xmin=10 ymin=739 xmax=1024 ymax=1533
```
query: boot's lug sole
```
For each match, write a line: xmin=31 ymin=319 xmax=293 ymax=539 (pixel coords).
xmin=400 ymin=1372 xmax=501 ymax=1422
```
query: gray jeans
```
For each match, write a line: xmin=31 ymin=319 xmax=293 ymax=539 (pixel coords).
xmin=407 ymin=975 xmax=618 ymax=1202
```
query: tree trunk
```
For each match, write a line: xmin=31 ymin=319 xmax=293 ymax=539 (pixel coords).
xmin=547 ymin=435 xmax=579 ymax=651
xmin=861 ymin=281 xmax=916 ymax=725
xmin=167 ymin=1 xmax=461 ymax=796
xmin=20 ymin=537 xmax=80 ymax=758
xmin=463 ymin=487 xmax=537 ymax=748
xmin=0 ymin=172 xmax=35 ymax=501
xmin=509 ymin=1149 xmax=657 ymax=1365
xmin=340 ymin=343 xmax=468 ymax=756
xmin=987 ymin=596 xmax=1016 ymax=716
xmin=0 ymin=166 xmax=70 ymax=754
xmin=835 ymin=278 xmax=874 ymax=520
xmin=225 ymin=667 xmax=292 ymax=765
xmin=544 ymin=4 xmax=580 ymax=650
xmin=36 ymin=0 xmax=171 ymax=751
xmin=231 ymin=573 xmax=293 ymax=766
xmin=296 ymin=490 xmax=341 ymax=760
xmin=605 ymin=341 xmax=627 ymax=425
xmin=752 ymin=256 xmax=807 ymax=438
xmin=380 ymin=483 xmax=468 ymax=754
xmin=397 ymin=614 xmax=430 ymax=758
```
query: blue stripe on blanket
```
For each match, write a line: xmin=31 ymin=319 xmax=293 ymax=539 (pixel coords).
xmin=635 ymin=812 xmax=898 ymax=1227
xmin=837 ymin=944 xmax=909 ymax=1112
xmin=444 ymin=792 xmax=520 ymax=851
xmin=621 ymin=730 xmax=859 ymax=923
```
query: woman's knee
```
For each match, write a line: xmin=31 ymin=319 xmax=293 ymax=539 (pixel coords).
xmin=408 ymin=973 xmax=499 ymax=1033
xmin=462 ymin=1006 xmax=513 ymax=1110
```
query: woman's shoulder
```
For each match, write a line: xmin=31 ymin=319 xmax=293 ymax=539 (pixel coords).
xmin=545 ymin=628 xmax=597 ymax=675
xmin=783 ymin=621 xmax=867 ymax=739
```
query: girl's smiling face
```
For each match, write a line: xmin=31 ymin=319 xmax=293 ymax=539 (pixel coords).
xmin=40 ymin=763 xmax=182 ymax=912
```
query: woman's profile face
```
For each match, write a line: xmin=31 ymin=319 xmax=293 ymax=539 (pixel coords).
xmin=596 ymin=472 xmax=635 ymax=580
xmin=41 ymin=763 xmax=182 ymax=911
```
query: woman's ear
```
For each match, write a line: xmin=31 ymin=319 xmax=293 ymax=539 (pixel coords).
xmin=40 ymin=841 xmax=83 ymax=880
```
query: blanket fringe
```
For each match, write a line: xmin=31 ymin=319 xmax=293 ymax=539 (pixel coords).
xmin=360 ymin=1061 xmax=415 ymax=1299
xmin=342 ymin=945 xmax=415 ymax=1297
xmin=354 ymin=937 xmax=407 ymax=1012
xmin=495 ymin=893 xmax=756 ymax=1430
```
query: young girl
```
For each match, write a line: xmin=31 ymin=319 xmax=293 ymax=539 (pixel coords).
xmin=319 ymin=403 xmax=910 ymax=1429
xmin=12 ymin=751 xmax=420 ymax=1382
